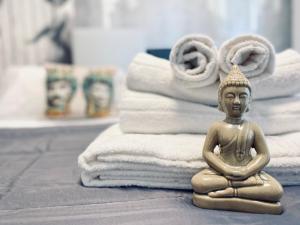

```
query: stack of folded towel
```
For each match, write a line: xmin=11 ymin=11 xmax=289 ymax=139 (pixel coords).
xmin=78 ymin=34 xmax=300 ymax=189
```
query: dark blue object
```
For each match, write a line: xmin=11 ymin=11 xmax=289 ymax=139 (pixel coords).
xmin=147 ymin=48 xmax=171 ymax=60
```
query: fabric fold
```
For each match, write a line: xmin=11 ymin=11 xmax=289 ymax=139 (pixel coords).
xmin=120 ymin=89 xmax=300 ymax=135
xmin=78 ymin=124 xmax=300 ymax=189
xmin=219 ymin=34 xmax=276 ymax=81
xmin=169 ymin=34 xmax=219 ymax=88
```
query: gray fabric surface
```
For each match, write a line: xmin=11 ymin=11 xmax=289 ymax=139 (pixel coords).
xmin=0 ymin=123 xmax=299 ymax=224
xmin=0 ymin=154 xmax=39 ymax=198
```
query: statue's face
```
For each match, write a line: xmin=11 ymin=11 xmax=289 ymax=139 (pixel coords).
xmin=89 ymin=82 xmax=111 ymax=108
xmin=221 ymin=86 xmax=250 ymax=118
xmin=47 ymin=80 xmax=72 ymax=108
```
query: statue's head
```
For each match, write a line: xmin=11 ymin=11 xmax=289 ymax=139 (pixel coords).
xmin=46 ymin=67 xmax=77 ymax=110
xmin=218 ymin=65 xmax=252 ymax=118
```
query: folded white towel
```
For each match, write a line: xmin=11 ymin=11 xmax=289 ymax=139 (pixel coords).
xmin=127 ymin=51 xmax=300 ymax=105
xmin=219 ymin=34 xmax=275 ymax=81
xmin=252 ymin=49 xmax=300 ymax=99
xmin=127 ymin=53 xmax=218 ymax=105
xmin=169 ymin=34 xmax=219 ymax=88
xmin=78 ymin=124 xmax=300 ymax=189
xmin=120 ymin=89 xmax=300 ymax=135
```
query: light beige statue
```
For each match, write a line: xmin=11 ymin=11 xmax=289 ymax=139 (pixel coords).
xmin=191 ymin=65 xmax=283 ymax=214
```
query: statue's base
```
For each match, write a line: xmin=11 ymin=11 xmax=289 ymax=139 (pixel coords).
xmin=193 ymin=193 xmax=283 ymax=214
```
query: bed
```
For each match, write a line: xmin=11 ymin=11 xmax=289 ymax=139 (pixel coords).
xmin=0 ymin=123 xmax=299 ymax=225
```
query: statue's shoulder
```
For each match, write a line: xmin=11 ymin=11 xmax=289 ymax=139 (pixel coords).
xmin=208 ymin=121 xmax=223 ymax=133
xmin=246 ymin=120 xmax=264 ymax=134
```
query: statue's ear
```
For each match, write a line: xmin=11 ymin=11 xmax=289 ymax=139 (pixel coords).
xmin=246 ymin=97 xmax=252 ymax=112
xmin=218 ymin=102 xmax=224 ymax=112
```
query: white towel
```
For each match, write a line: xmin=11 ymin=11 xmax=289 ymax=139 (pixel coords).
xmin=78 ymin=124 xmax=300 ymax=189
xmin=120 ymin=89 xmax=300 ymax=135
xmin=252 ymin=49 xmax=300 ymax=99
xmin=127 ymin=53 xmax=218 ymax=105
xmin=127 ymin=51 xmax=300 ymax=105
xmin=219 ymin=34 xmax=275 ymax=81
xmin=169 ymin=34 xmax=219 ymax=88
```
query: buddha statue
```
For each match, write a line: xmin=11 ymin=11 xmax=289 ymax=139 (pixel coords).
xmin=46 ymin=66 xmax=77 ymax=118
xmin=83 ymin=70 xmax=114 ymax=118
xmin=191 ymin=65 xmax=283 ymax=214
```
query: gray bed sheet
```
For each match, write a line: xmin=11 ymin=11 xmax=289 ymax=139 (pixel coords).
xmin=0 ymin=123 xmax=299 ymax=225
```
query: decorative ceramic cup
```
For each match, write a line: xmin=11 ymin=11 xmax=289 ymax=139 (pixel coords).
xmin=83 ymin=68 xmax=114 ymax=118
xmin=45 ymin=65 xmax=77 ymax=118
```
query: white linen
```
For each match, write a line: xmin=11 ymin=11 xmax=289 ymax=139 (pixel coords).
xmin=78 ymin=124 xmax=300 ymax=189
xmin=251 ymin=49 xmax=300 ymax=99
xmin=219 ymin=34 xmax=275 ymax=81
xmin=127 ymin=53 xmax=218 ymax=105
xmin=120 ymin=89 xmax=300 ymax=135
xmin=127 ymin=51 xmax=300 ymax=105
xmin=169 ymin=34 xmax=219 ymax=88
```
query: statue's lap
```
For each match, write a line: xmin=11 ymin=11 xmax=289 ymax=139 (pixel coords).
xmin=192 ymin=167 xmax=283 ymax=199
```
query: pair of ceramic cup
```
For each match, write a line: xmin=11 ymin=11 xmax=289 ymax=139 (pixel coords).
xmin=45 ymin=65 xmax=114 ymax=118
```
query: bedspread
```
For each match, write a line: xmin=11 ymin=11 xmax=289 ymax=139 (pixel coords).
xmin=0 ymin=123 xmax=299 ymax=225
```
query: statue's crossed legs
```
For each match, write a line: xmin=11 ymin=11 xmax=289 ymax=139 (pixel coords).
xmin=192 ymin=168 xmax=284 ymax=214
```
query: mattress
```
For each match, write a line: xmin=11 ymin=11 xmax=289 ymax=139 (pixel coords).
xmin=0 ymin=123 xmax=299 ymax=225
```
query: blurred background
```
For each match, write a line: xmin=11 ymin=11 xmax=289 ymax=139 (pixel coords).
xmin=0 ymin=0 xmax=298 ymax=126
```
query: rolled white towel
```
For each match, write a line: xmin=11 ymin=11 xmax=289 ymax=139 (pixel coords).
xmin=169 ymin=34 xmax=219 ymax=88
xmin=120 ymin=89 xmax=300 ymax=135
xmin=127 ymin=50 xmax=300 ymax=105
xmin=219 ymin=34 xmax=276 ymax=81
xmin=127 ymin=53 xmax=218 ymax=105
xmin=78 ymin=124 xmax=300 ymax=189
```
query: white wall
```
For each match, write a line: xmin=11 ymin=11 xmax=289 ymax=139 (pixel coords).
xmin=292 ymin=0 xmax=300 ymax=51
xmin=74 ymin=0 xmax=292 ymax=51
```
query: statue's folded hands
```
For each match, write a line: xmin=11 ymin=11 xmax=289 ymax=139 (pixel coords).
xmin=224 ymin=166 xmax=249 ymax=180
